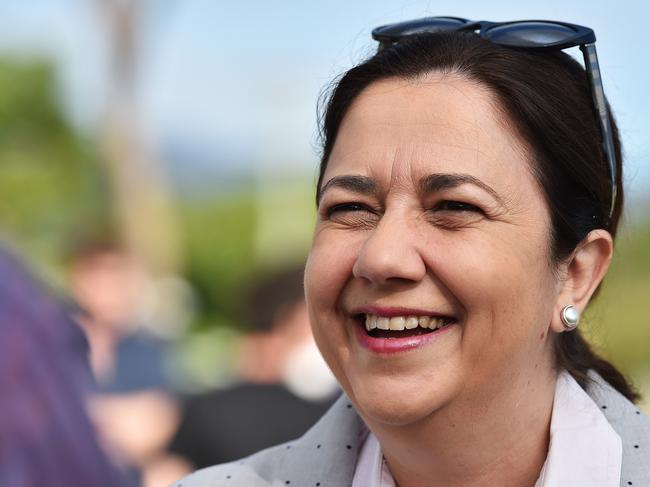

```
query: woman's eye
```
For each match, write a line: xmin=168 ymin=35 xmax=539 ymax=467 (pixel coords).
xmin=434 ymin=200 xmax=482 ymax=213
xmin=326 ymin=202 xmax=368 ymax=216
xmin=322 ymin=202 xmax=379 ymax=228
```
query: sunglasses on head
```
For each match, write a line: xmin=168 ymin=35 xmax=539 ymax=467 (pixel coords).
xmin=372 ymin=17 xmax=616 ymax=220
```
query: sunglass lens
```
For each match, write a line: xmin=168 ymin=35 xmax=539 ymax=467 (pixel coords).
xmin=372 ymin=17 xmax=468 ymax=42
xmin=485 ymin=22 xmax=577 ymax=47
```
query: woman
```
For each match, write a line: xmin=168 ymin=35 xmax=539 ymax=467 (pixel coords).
xmin=177 ymin=17 xmax=650 ymax=486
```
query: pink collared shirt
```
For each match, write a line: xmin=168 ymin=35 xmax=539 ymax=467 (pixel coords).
xmin=352 ymin=371 xmax=622 ymax=487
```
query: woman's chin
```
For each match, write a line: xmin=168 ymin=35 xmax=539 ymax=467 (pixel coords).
xmin=349 ymin=379 xmax=454 ymax=427
xmin=363 ymin=402 xmax=435 ymax=427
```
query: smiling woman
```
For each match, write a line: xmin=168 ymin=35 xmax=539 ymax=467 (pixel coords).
xmin=176 ymin=17 xmax=650 ymax=487
xmin=308 ymin=72 xmax=584 ymax=483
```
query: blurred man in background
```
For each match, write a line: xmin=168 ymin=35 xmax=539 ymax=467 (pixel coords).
xmin=68 ymin=241 xmax=187 ymax=486
xmin=169 ymin=266 xmax=339 ymax=469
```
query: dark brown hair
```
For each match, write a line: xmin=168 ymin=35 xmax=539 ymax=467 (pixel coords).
xmin=316 ymin=32 xmax=638 ymax=402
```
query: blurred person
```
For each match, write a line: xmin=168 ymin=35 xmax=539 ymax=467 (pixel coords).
xmin=69 ymin=242 xmax=168 ymax=392
xmin=169 ymin=266 xmax=338 ymax=469
xmin=68 ymin=241 xmax=185 ymax=486
xmin=0 ymin=243 xmax=128 ymax=487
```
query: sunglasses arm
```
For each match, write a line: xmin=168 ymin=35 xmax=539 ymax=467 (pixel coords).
xmin=580 ymin=43 xmax=617 ymax=219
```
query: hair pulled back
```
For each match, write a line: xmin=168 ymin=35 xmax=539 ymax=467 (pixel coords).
xmin=317 ymin=32 xmax=638 ymax=401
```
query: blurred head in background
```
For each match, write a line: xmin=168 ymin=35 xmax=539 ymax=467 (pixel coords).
xmin=237 ymin=265 xmax=337 ymax=400
xmin=69 ymin=241 xmax=146 ymax=336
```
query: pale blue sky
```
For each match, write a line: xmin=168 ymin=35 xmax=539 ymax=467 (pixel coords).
xmin=1 ymin=0 xmax=648 ymax=200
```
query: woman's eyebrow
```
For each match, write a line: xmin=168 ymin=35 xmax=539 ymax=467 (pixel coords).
xmin=318 ymin=175 xmax=378 ymax=204
xmin=419 ymin=173 xmax=505 ymax=206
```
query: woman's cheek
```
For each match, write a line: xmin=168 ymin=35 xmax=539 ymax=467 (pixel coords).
xmin=305 ymin=238 xmax=340 ymax=316
xmin=308 ymin=228 xmax=363 ymax=293
xmin=306 ymin=229 xmax=360 ymax=334
xmin=304 ymin=242 xmax=352 ymax=391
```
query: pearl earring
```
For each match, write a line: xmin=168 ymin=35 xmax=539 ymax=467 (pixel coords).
xmin=561 ymin=305 xmax=580 ymax=330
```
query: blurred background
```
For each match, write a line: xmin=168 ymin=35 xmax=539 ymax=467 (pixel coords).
xmin=0 ymin=0 xmax=648 ymax=486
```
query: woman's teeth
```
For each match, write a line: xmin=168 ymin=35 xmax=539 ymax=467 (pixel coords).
xmin=364 ymin=314 xmax=451 ymax=332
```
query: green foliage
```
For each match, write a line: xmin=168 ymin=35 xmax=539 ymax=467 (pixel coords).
xmin=0 ymin=54 xmax=314 ymax=333
xmin=0 ymin=57 xmax=108 ymax=265
xmin=179 ymin=191 xmax=258 ymax=327
xmin=586 ymin=222 xmax=650 ymax=375
xmin=178 ymin=177 xmax=315 ymax=331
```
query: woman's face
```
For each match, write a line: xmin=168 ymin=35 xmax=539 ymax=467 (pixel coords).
xmin=304 ymin=74 xmax=564 ymax=426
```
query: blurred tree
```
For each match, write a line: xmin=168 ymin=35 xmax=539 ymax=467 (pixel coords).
xmin=96 ymin=0 xmax=182 ymax=277
xmin=0 ymin=57 xmax=109 ymax=267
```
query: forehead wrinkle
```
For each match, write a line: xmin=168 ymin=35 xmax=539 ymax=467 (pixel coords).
xmin=347 ymin=116 xmax=486 ymax=169
xmin=371 ymin=143 xmax=411 ymax=198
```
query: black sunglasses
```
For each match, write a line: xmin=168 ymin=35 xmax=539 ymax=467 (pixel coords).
xmin=372 ymin=17 xmax=617 ymax=219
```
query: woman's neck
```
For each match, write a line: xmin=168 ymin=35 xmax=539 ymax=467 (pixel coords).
xmin=371 ymin=368 xmax=557 ymax=487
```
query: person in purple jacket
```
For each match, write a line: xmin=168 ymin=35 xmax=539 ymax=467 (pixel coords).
xmin=0 ymin=243 xmax=129 ymax=487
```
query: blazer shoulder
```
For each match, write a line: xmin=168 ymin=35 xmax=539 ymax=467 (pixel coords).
xmin=171 ymin=444 xmax=290 ymax=487
xmin=586 ymin=371 xmax=650 ymax=484
xmin=172 ymin=393 xmax=363 ymax=487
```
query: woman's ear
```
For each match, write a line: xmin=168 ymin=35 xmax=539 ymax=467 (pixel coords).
xmin=550 ymin=230 xmax=614 ymax=333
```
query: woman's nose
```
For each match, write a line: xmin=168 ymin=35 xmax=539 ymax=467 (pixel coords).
xmin=352 ymin=213 xmax=426 ymax=285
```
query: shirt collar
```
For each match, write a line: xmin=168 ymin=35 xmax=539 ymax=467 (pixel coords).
xmin=535 ymin=370 xmax=622 ymax=487
xmin=353 ymin=371 xmax=622 ymax=487
xmin=352 ymin=426 xmax=395 ymax=487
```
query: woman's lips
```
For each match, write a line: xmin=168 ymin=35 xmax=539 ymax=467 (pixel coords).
xmin=350 ymin=306 xmax=458 ymax=354
xmin=353 ymin=317 xmax=456 ymax=353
